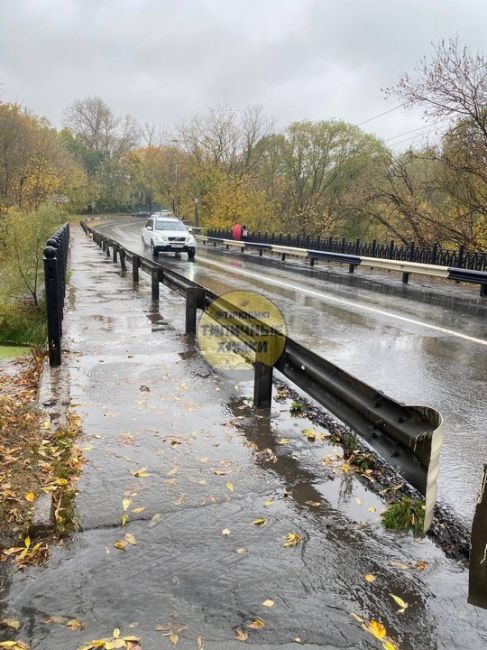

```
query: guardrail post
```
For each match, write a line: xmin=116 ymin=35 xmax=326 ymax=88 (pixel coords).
xmin=469 ymin=464 xmax=487 ymax=608
xmin=112 ymin=243 xmax=118 ymax=263
xmin=409 ymin=241 xmax=415 ymax=261
xmin=348 ymin=264 xmax=355 ymax=274
xmin=132 ymin=254 xmax=140 ymax=283
xmin=481 ymin=283 xmax=487 ymax=297
xmin=106 ymin=240 xmax=111 ymax=257
xmin=151 ymin=268 xmax=160 ymax=301
xmin=389 ymin=240 xmax=395 ymax=258
xmin=254 ymin=359 xmax=273 ymax=408
xmin=310 ymin=257 xmax=315 ymax=266
xmin=185 ymin=287 xmax=204 ymax=334
xmin=44 ymin=245 xmax=61 ymax=367
xmin=432 ymin=242 xmax=438 ymax=264
xmin=119 ymin=249 xmax=127 ymax=272
xmin=281 ymin=252 xmax=286 ymax=261
xmin=458 ymin=244 xmax=465 ymax=269
xmin=402 ymin=272 xmax=410 ymax=284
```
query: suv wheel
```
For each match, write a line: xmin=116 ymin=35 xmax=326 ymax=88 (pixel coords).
xmin=188 ymin=250 xmax=195 ymax=260
xmin=151 ymin=241 xmax=158 ymax=257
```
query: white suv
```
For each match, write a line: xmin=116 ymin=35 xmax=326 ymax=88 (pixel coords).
xmin=142 ymin=216 xmax=196 ymax=259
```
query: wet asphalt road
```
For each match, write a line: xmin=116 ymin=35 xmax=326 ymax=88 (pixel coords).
xmin=2 ymin=223 xmax=487 ymax=649
xmin=98 ymin=217 xmax=487 ymax=524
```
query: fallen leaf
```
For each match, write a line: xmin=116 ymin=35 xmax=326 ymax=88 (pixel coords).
xmin=122 ymin=498 xmax=131 ymax=511
xmin=167 ymin=467 xmax=179 ymax=477
xmin=263 ymin=499 xmax=274 ymax=507
xmin=66 ymin=619 xmax=83 ymax=631
xmin=415 ymin=561 xmax=428 ymax=571
xmin=124 ymin=533 xmax=137 ymax=545
xmin=0 ymin=619 xmax=21 ymax=631
xmin=132 ymin=507 xmax=145 ymax=514
xmin=149 ymin=513 xmax=161 ymax=527
xmin=25 ymin=492 xmax=36 ymax=503
xmin=226 ymin=482 xmax=234 ymax=493
xmin=339 ymin=462 xmax=351 ymax=474
xmin=389 ymin=593 xmax=408 ymax=613
xmin=233 ymin=627 xmax=248 ymax=641
xmin=199 ymin=457 xmax=209 ymax=464
xmin=43 ymin=616 xmax=66 ymax=625
xmin=234 ymin=547 xmax=247 ymax=554
xmin=283 ymin=533 xmax=303 ymax=547
xmin=368 ymin=506 xmax=377 ymax=513
xmin=247 ymin=619 xmax=265 ymax=630
xmin=305 ymin=500 xmax=321 ymax=507
xmin=262 ymin=599 xmax=274 ymax=607
xmin=382 ymin=640 xmax=399 ymax=650
xmin=293 ymin=637 xmax=303 ymax=644
xmin=277 ymin=438 xmax=289 ymax=445
xmin=113 ymin=540 xmax=128 ymax=551
xmin=0 ymin=642 xmax=30 ymax=649
xmin=222 ymin=528 xmax=231 ymax=536
xmin=366 ymin=620 xmax=387 ymax=641
xmin=168 ymin=632 xmax=179 ymax=645
xmin=355 ymin=497 xmax=362 ymax=505
xmin=252 ymin=518 xmax=267 ymax=526
xmin=364 ymin=574 xmax=376 ymax=583
xmin=131 ymin=468 xmax=151 ymax=478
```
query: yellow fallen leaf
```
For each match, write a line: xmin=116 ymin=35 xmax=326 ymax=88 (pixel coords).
xmin=121 ymin=514 xmax=128 ymax=527
xmin=355 ymin=497 xmax=362 ymax=505
xmin=277 ymin=438 xmax=289 ymax=445
xmin=53 ymin=478 xmax=69 ymax=486
xmin=233 ymin=627 xmax=248 ymax=641
xmin=305 ymin=500 xmax=321 ymax=507
xmin=0 ymin=619 xmax=21 ymax=630
xmin=113 ymin=540 xmax=128 ymax=551
xmin=283 ymin=533 xmax=303 ymax=547
xmin=149 ymin=513 xmax=161 ymax=527
xmin=226 ymin=482 xmax=234 ymax=493
xmin=122 ymin=498 xmax=131 ymax=511
xmin=43 ymin=419 xmax=51 ymax=429
xmin=124 ymin=533 xmax=137 ymax=545
xmin=263 ymin=499 xmax=274 ymax=507
xmin=234 ymin=547 xmax=247 ymax=554
xmin=222 ymin=528 xmax=231 ymax=536
xmin=382 ymin=640 xmax=399 ymax=650
xmin=24 ymin=536 xmax=30 ymax=549
xmin=366 ymin=620 xmax=387 ymax=640
xmin=65 ymin=618 xmax=82 ymax=630
xmin=368 ymin=506 xmax=377 ymax=513
xmin=364 ymin=574 xmax=376 ymax=583
xmin=339 ymin=462 xmax=351 ymax=473
xmin=196 ymin=637 xmax=204 ymax=649
xmin=131 ymin=469 xmax=151 ymax=478
xmin=113 ymin=628 xmax=121 ymax=639
xmin=199 ymin=457 xmax=209 ymax=463
xmin=25 ymin=492 xmax=36 ymax=503
xmin=293 ymin=637 xmax=303 ymax=644
xmin=247 ymin=619 xmax=265 ymax=630
xmin=415 ymin=560 xmax=428 ymax=571
xmin=350 ymin=612 xmax=364 ymax=624
xmin=167 ymin=467 xmax=179 ymax=477
xmin=389 ymin=593 xmax=408 ymax=613
xmin=262 ymin=599 xmax=274 ymax=607
xmin=0 ymin=643 xmax=30 ymax=649
xmin=169 ymin=632 xmax=179 ymax=645
xmin=132 ymin=507 xmax=145 ymax=513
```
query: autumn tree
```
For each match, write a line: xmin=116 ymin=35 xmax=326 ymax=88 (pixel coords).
xmin=383 ymin=38 xmax=487 ymax=248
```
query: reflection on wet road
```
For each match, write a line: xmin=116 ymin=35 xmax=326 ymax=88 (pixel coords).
xmin=98 ymin=218 xmax=487 ymax=523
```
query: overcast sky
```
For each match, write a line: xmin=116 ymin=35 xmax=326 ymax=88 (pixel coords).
xmin=1 ymin=0 xmax=486 ymax=148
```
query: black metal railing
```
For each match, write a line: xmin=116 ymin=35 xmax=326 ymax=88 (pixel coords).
xmin=43 ymin=223 xmax=70 ymax=366
xmin=207 ymin=229 xmax=487 ymax=272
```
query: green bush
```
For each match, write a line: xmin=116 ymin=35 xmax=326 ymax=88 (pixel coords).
xmin=0 ymin=301 xmax=46 ymax=346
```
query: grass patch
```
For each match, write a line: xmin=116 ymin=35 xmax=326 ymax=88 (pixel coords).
xmin=0 ymin=301 xmax=47 ymax=346
xmin=381 ymin=497 xmax=425 ymax=534
xmin=0 ymin=344 xmax=31 ymax=359
xmin=290 ymin=400 xmax=305 ymax=416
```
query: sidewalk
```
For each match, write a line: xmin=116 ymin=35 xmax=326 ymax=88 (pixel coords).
xmin=1 ymin=227 xmax=487 ymax=649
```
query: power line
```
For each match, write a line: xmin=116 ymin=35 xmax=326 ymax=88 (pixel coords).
xmin=357 ymin=103 xmax=406 ymax=126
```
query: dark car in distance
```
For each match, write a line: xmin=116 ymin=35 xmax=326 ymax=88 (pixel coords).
xmin=133 ymin=211 xmax=152 ymax=219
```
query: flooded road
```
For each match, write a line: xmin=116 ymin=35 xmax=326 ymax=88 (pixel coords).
xmin=1 ymin=225 xmax=487 ymax=649
xmin=99 ymin=218 xmax=487 ymax=524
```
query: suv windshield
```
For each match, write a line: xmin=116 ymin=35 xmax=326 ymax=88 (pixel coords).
xmin=155 ymin=221 xmax=187 ymax=231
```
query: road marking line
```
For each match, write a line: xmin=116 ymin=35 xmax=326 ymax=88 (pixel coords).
xmin=198 ymin=256 xmax=487 ymax=347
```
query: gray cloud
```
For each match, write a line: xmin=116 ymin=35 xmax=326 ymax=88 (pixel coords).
xmin=0 ymin=0 xmax=485 ymax=146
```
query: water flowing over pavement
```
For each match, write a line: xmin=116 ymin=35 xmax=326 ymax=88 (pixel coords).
xmin=2 ymin=227 xmax=487 ymax=649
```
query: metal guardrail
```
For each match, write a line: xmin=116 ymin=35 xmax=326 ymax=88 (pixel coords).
xmin=207 ymin=228 xmax=487 ymax=272
xmin=197 ymin=235 xmax=487 ymax=296
xmin=43 ymin=223 xmax=70 ymax=366
xmin=80 ymin=220 xmax=443 ymax=533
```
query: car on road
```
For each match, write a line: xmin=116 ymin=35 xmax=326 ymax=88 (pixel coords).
xmin=141 ymin=216 xmax=196 ymax=259
xmin=133 ymin=210 xmax=152 ymax=219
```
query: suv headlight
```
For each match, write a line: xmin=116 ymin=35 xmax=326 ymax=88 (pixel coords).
xmin=155 ymin=235 xmax=167 ymax=243
xmin=187 ymin=235 xmax=196 ymax=245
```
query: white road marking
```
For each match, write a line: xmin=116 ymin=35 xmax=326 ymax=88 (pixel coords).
xmin=197 ymin=255 xmax=487 ymax=347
